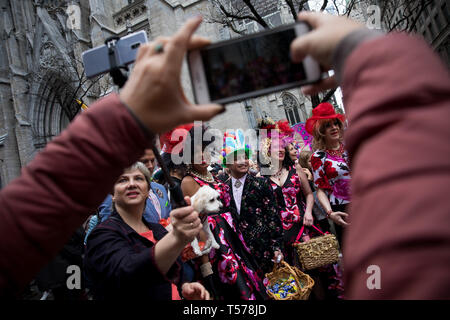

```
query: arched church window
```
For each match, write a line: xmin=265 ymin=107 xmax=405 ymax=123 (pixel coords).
xmin=282 ymin=93 xmax=305 ymax=125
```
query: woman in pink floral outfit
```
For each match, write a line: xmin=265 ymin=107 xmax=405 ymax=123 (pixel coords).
xmin=257 ymin=119 xmax=344 ymax=300
xmin=257 ymin=119 xmax=315 ymax=266
xmin=307 ymin=102 xmax=351 ymax=247
xmin=181 ymin=126 xmax=268 ymax=300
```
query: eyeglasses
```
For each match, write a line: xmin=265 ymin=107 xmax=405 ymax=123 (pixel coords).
xmin=324 ymin=120 xmax=340 ymax=129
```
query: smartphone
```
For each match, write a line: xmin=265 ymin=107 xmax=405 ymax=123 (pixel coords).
xmin=187 ymin=22 xmax=321 ymax=105
xmin=82 ymin=30 xmax=148 ymax=78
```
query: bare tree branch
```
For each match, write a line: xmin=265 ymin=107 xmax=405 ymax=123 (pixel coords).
xmin=345 ymin=0 xmax=357 ymax=17
xmin=321 ymin=88 xmax=337 ymax=103
xmin=242 ymin=0 xmax=269 ymax=28
xmin=320 ymin=0 xmax=329 ymax=11
xmin=284 ymin=0 xmax=298 ymax=20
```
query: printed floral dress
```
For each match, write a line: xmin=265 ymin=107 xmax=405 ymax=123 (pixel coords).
xmin=311 ymin=149 xmax=351 ymax=206
xmin=269 ymin=168 xmax=344 ymax=299
xmin=268 ymin=168 xmax=318 ymax=265
xmin=189 ymin=174 xmax=268 ymax=300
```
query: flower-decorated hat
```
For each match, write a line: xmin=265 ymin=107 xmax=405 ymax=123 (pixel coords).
xmin=256 ymin=118 xmax=294 ymax=167
xmin=305 ymin=102 xmax=345 ymax=135
xmin=221 ymin=129 xmax=251 ymax=167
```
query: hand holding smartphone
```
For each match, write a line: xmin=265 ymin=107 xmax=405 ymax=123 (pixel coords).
xmin=187 ymin=21 xmax=321 ymax=105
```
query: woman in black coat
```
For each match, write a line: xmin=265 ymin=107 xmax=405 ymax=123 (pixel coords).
xmin=84 ymin=162 xmax=209 ymax=300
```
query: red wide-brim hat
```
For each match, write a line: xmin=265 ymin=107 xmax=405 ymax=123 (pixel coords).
xmin=159 ymin=123 xmax=194 ymax=154
xmin=305 ymin=102 xmax=345 ymax=135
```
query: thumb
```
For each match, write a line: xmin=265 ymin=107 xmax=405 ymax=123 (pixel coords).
xmin=188 ymin=35 xmax=211 ymax=50
xmin=290 ymin=30 xmax=318 ymax=63
xmin=290 ymin=11 xmax=325 ymax=63
xmin=297 ymin=11 xmax=324 ymax=29
xmin=183 ymin=285 xmax=193 ymax=295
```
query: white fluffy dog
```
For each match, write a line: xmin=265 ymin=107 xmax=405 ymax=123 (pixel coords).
xmin=190 ymin=185 xmax=222 ymax=256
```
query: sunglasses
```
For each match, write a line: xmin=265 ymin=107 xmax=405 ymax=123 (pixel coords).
xmin=324 ymin=119 xmax=341 ymax=129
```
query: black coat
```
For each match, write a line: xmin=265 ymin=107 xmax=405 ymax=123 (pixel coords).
xmin=225 ymin=174 xmax=284 ymax=274
xmin=35 ymin=226 xmax=85 ymax=292
xmin=84 ymin=211 xmax=183 ymax=300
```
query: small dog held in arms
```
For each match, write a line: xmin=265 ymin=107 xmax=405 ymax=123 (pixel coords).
xmin=190 ymin=185 xmax=222 ymax=256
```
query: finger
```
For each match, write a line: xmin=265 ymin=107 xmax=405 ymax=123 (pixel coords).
xmin=189 ymin=285 xmax=201 ymax=300
xmin=139 ymin=37 xmax=170 ymax=60
xmin=183 ymin=284 xmax=193 ymax=295
xmin=184 ymin=196 xmax=192 ymax=206
xmin=336 ymin=212 xmax=348 ymax=219
xmin=203 ymin=289 xmax=210 ymax=300
xmin=189 ymin=220 xmax=202 ymax=230
xmin=135 ymin=43 xmax=152 ymax=62
xmin=180 ymin=219 xmax=201 ymax=232
xmin=188 ymin=35 xmax=211 ymax=50
xmin=184 ymin=221 xmax=202 ymax=233
xmin=193 ymin=285 xmax=202 ymax=296
xmin=185 ymin=210 xmax=199 ymax=222
xmin=149 ymin=37 xmax=170 ymax=55
xmin=173 ymin=16 xmax=203 ymax=47
xmin=187 ymin=215 xmax=201 ymax=225
xmin=297 ymin=11 xmax=323 ymax=29
xmin=301 ymin=76 xmax=338 ymax=95
xmin=184 ymin=104 xmax=225 ymax=122
xmin=166 ymin=16 xmax=203 ymax=68
xmin=171 ymin=205 xmax=195 ymax=219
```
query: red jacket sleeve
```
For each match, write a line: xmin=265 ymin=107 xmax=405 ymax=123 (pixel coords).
xmin=0 ymin=93 xmax=150 ymax=296
xmin=341 ymin=33 xmax=450 ymax=299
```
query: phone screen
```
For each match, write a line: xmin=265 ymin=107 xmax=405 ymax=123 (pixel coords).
xmin=200 ymin=29 xmax=305 ymax=102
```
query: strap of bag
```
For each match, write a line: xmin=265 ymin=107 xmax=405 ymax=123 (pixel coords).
xmin=294 ymin=224 xmax=327 ymax=243
xmin=295 ymin=226 xmax=305 ymax=243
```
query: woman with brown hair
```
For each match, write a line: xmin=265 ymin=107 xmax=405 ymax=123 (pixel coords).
xmin=257 ymin=119 xmax=315 ymax=266
xmin=258 ymin=120 xmax=343 ymax=300
xmin=306 ymin=103 xmax=351 ymax=247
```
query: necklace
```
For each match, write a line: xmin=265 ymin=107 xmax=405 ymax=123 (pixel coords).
xmin=189 ymin=168 xmax=214 ymax=183
xmin=273 ymin=167 xmax=284 ymax=179
xmin=271 ymin=167 xmax=285 ymax=185
xmin=326 ymin=143 xmax=344 ymax=158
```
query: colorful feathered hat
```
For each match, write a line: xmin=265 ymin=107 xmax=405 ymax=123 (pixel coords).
xmin=221 ymin=129 xmax=251 ymax=167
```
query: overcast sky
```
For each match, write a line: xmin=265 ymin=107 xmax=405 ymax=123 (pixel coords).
xmin=308 ymin=0 xmax=347 ymax=15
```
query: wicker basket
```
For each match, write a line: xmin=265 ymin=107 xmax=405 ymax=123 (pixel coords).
xmin=265 ymin=261 xmax=314 ymax=300
xmin=293 ymin=233 xmax=340 ymax=270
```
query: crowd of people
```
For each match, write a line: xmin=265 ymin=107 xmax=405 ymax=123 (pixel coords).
xmin=1 ymin=11 xmax=449 ymax=301
xmin=41 ymin=112 xmax=349 ymax=301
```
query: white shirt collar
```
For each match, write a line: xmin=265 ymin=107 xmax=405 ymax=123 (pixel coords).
xmin=231 ymin=174 xmax=247 ymax=186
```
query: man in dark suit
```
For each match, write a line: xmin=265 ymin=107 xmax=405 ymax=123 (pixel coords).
xmin=222 ymin=135 xmax=284 ymax=277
